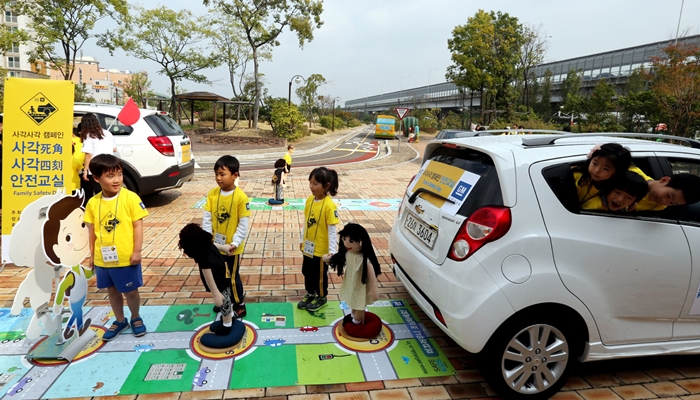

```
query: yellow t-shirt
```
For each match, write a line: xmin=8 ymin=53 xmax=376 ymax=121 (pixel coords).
xmin=70 ymin=137 xmax=84 ymax=192
xmin=84 ymin=188 xmax=149 ymax=267
xmin=303 ymin=195 xmax=340 ymax=257
xmin=204 ymin=187 xmax=251 ymax=255
xmin=283 ymin=153 xmax=292 ymax=165
xmin=629 ymin=166 xmax=666 ymax=211
xmin=580 ymin=195 xmax=608 ymax=211
xmin=574 ymin=171 xmax=600 ymax=208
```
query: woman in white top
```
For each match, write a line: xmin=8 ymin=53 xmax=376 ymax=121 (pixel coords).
xmin=80 ymin=113 xmax=117 ymax=199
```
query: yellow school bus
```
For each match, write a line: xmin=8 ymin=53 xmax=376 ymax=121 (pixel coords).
xmin=375 ymin=115 xmax=396 ymax=139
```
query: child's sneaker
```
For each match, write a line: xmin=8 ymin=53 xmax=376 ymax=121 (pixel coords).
xmin=130 ymin=317 xmax=147 ymax=337
xmin=297 ymin=293 xmax=315 ymax=309
xmin=305 ymin=296 xmax=327 ymax=312
xmin=233 ymin=304 xmax=247 ymax=319
xmin=102 ymin=319 xmax=129 ymax=341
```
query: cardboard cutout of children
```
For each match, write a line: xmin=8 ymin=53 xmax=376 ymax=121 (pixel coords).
xmin=42 ymin=191 xmax=93 ymax=340
xmin=9 ymin=190 xmax=92 ymax=341
xmin=10 ymin=191 xmax=68 ymax=340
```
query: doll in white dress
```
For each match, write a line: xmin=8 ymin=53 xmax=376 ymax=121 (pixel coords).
xmin=327 ymin=223 xmax=381 ymax=327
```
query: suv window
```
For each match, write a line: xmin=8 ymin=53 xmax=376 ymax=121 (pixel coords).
xmin=101 ymin=114 xmax=134 ymax=136
xmin=144 ymin=114 xmax=187 ymax=137
xmin=544 ymin=157 xmax=670 ymax=218
xmin=426 ymin=147 xmax=503 ymax=217
xmin=664 ymin=157 xmax=700 ymax=225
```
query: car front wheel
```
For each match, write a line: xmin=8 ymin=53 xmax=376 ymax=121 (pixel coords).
xmin=480 ymin=319 xmax=579 ymax=400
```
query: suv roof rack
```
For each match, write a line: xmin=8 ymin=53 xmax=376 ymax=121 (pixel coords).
xmin=521 ymin=133 xmax=700 ymax=149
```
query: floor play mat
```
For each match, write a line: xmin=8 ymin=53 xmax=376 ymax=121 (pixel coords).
xmin=192 ymin=197 xmax=401 ymax=211
xmin=0 ymin=300 xmax=454 ymax=399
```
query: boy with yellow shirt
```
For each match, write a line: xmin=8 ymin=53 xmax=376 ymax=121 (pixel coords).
xmin=629 ymin=167 xmax=700 ymax=211
xmin=84 ymin=154 xmax=149 ymax=341
xmin=203 ymin=156 xmax=250 ymax=318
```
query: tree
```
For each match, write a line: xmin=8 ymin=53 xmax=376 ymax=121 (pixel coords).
xmin=583 ymin=79 xmax=616 ymax=129
xmin=619 ymin=69 xmax=656 ymax=132
xmin=534 ymin=69 xmax=553 ymax=119
xmin=644 ymin=43 xmax=700 ymax=137
xmin=209 ymin=11 xmax=271 ymax=102
xmin=447 ymin=10 xmax=494 ymax=124
xmin=75 ymin=83 xmax=96 ymax=103
xmin=447 ymin=10 xmax=524 ymax=123
xmin=122 ymin=72 xmax=153 ymax=108
xmin=517 ymin=24 xmax=548 ymax=111
xmin=10 ymin=0 xmax=128 ymax=80
xmin=560 ymin=69 xmax=584 ymax=129
xmin=295 ymin=74 xmax=326 ymax=126
xmin=202 ymin=0 xmax=324 ymax=129
xmin=107 ymin=6 xmax=220 ymax=114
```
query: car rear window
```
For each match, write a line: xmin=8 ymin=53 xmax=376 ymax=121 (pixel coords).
xmin=144 ymin=114 xmax=187 ymax=137
xmin=426 ymin=146 xmax=503 ymax=217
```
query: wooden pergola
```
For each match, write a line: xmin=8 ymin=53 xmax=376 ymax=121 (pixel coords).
xmin=174 ymin=91 xmax=252 ymax=131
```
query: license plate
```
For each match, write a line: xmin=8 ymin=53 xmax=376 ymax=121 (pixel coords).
xmin=181 ymin=144 xmax=191 ymax=163
xmin=404 ymin=213 xmax=437 ymax=249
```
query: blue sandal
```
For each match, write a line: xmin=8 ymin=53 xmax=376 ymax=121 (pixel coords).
xmin=131 ymin=317 xmax=147 ymax=337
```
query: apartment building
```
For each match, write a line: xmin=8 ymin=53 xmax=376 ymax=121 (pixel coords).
xmin=1 ymin=8 xmax=48 ymax=79
xmin=49 ymin=55 xmax=134 ymax=105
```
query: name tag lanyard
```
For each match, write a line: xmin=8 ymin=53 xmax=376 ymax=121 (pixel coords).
xmin=304 ymin=196 xmax=326 ymax=242
xmin=98 ymin=191 xmax=121 ymax=247
xmin=215 ymin=188 xmax=236 ymax=242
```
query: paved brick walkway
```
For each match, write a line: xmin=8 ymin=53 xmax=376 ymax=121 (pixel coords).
xmin=4 ymin=133 xmax=700 ymax=399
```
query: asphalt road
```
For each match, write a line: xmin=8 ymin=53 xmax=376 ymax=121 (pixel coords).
xmin=196 ymin=126 xmax=380 ymax=172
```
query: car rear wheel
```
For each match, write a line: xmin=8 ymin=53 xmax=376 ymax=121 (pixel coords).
xmin=480 ymin=318 xmax=580 ymax=400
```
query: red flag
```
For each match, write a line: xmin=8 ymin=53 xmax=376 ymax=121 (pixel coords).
xmin=117 ymin=97 xmax=140 ymax=126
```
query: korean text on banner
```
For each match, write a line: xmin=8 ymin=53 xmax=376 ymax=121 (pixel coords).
xmin=2 ymin=78 xmax=74 ymax=264
xmin=407 ymin=160 xmax=480 ymax=216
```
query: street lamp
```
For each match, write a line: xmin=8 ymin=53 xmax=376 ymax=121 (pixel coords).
xmin=332 ymin=96 xmax=342 ymax=132
xmin=288 ymin=75 xmax=306 ymax=105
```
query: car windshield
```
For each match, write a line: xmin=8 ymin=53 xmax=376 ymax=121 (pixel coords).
xmin=144 ymin=114 xmax=187 ymax=137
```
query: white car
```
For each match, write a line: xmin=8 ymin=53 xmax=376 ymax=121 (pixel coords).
xmin=390 ymin=131 xmax=700 ymax=399
xmin=74 ymin=103 xmax=194 ymax=195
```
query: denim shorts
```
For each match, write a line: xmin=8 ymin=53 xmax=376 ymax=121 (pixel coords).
xmin=95 ymin=264 xmax=143 ymax=293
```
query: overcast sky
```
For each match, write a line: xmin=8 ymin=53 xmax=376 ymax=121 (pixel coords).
xmin=83 ymin=0 xmax=699 ymax=106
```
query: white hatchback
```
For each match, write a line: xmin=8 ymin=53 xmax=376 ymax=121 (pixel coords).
xmin=74 ymin=103 xmax=194 ymax=195
xmin=390 ymin=132 xmax=700 ymax=399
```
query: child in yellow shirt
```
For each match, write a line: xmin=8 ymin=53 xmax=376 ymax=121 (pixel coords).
xmin=574 ymin=143 xmax=631 ymax=208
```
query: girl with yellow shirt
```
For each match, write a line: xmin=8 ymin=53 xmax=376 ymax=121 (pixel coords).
xmin=298 ymin=167 xmax=340 ymax=313
xmin=574 ymin=143 xmax=631 ymax=209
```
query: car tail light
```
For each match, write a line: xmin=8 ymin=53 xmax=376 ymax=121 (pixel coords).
xmin=398 ymin=175 xmax=417 ymax=218
xmin=449 ymin=206 xmax=511 ymax=261
xmin=148 ymin=136 xmax=174 ymax=156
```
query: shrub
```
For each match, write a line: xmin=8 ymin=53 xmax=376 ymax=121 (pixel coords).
xmin=347 ymin=119 xmax=362 ymax=128
xmin=269 ymin=100 xmax=306 ymax=141
xmin=319 ymin=116 xmax=345 ymax=130
xmin=310 ymin=128 xmax=327 ymax=135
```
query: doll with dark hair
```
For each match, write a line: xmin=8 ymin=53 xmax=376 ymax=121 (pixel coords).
xmin=327 ymin=223 xmax=382 ymax=337
xmin=178 ymin=223 xmax=246 ymax=349
xmin=269 ymin=158 xmax=286 ymax=205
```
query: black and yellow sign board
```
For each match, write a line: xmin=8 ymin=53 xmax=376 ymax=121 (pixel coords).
xmin=2 ymin=78 xmax=73 ymax=264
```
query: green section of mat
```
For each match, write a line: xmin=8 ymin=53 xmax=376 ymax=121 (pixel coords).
xmin=0 ymin=300 xmax=454 ymax=399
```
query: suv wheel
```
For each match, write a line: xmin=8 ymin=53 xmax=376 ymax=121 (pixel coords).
xmin=122 ymin=174 xmax=138 ymax=194
xmin=480 ymin=318 xmax=580 ymax=400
